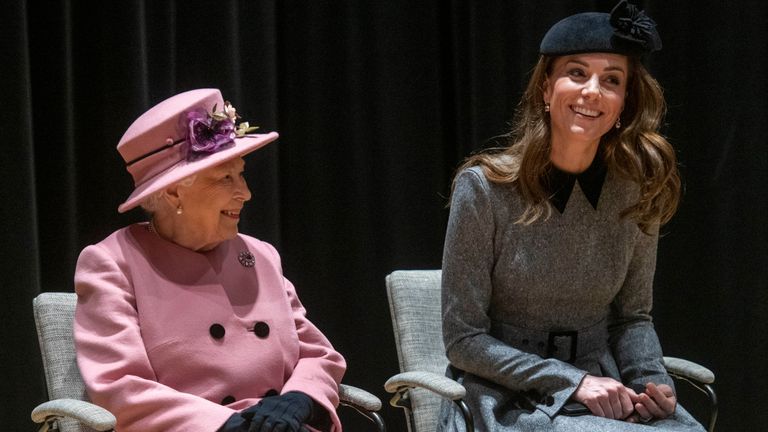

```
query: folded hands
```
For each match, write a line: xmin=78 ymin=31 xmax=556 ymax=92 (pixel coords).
xmin=573 ymin=375 xmax=677 ymax=423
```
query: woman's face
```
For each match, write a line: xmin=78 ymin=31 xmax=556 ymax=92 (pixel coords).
xmin=176 ymin=157 xmax=251 ymax=251
xmin=543 ymin=53 xmax=628 ymax=149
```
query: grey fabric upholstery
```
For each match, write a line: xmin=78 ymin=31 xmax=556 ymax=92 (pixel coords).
xmin=33 ymin=292 xmax=112 ymax=432
xmin=385 ymin=371 xmax=465 ymax=401
xmin=339 ymin=383 xmax=383 ymax=412
xmin=386 ymin=270 xmax=455 ymax=432
xmin=31 ymin=399 xmax=115 ymax=431
xmin=663 ymin=357 xmax=715 ymax=384
xmin=32 ymin=292 xmax=384 ymax=432
xmin=384 ymin=270 xmax=718 ymax=432
xmin=387 ymin=270 xmax=445 ymax=376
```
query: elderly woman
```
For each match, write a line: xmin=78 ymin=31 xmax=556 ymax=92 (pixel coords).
xmin=439 ymin=2 xmax=704 ymax=431
xmin=74 ymin=89 xmax=345 ymax=432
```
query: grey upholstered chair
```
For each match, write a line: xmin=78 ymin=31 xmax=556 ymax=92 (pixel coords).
xmin=32 ymin=292 xmax=386 ymax=432
xmin=384 ymin=270 xmax=717 ymax=432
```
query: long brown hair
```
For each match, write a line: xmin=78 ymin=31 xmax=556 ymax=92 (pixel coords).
xmin=455 ymin=55 xmax=680 ymax=233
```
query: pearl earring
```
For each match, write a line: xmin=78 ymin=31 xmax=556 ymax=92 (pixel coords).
xmin=544 ymin=103 xmax=550 ymax=113
xmin=176 ymin=205 xmax=183 ymax=215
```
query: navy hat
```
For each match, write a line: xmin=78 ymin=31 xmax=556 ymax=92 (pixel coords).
xmin=540 ymin=1 xmax=662 ymax=56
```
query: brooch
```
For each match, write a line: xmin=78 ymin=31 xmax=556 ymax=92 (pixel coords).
xmin=238 ymin=251 xmax=255 ymax=267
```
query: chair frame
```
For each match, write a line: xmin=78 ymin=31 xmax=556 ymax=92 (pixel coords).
xmin=384 ymin=269 xmax=717 ymax=432
xmin=32 ymin=291 xmax=385 ymax=432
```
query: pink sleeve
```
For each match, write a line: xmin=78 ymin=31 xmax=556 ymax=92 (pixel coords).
xmin=74 ymin=244 xmax=234 ymax=432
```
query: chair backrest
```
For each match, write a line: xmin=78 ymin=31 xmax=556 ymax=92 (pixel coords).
xmin=385 ymin=269 xmax=446 ymax=432
xmin=33 ymin=291 xmax=95 ymax=432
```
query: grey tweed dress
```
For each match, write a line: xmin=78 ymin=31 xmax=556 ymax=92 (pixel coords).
xmin=438 ymin=165 xmax=704 ymax=431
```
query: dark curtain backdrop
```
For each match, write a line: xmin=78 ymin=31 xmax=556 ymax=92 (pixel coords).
xmin=2 ymin=1 xmax=766 ymax=430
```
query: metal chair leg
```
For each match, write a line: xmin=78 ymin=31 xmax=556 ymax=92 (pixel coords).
xmin=704 ymin=384 xmax=717 ymax=432
xmin=454 ymin=399 xmax=474 ymax=431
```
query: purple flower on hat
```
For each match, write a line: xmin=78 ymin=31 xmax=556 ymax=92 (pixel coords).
xmin=183 ymin=102 xmax=260 ymax=161
xmin=609 ymin=0 xmax=662 ymax=52
xmin=185 ymin=107 xmax=236 ymax=160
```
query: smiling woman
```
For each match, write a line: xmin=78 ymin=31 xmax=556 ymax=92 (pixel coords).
xmin=438 ymin=1 xmax=702 ymax=431
xmin=72 ymin=89 xmax=348 ymax=432
xmin=544 ymin=54 xmax=628 ymax=173
xmin=150 ymin=157 xmax=253 ymax=252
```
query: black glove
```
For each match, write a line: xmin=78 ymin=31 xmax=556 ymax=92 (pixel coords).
xmin=217 ymin=412 xmax=250 ymax=432
xmin=241 ymin=391 xmax=314 ymax=432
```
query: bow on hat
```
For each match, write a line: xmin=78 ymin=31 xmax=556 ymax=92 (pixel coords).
xmin=610 ymin=0 xmax=662 ymax=52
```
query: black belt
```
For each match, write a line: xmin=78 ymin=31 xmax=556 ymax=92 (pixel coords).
xmin=547 ymin=330 xmax=578 ymax=363
xmin=490 ymin=318 xmax=608 ymax=364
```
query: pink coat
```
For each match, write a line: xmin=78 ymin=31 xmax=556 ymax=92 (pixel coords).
xmin=74 ymin=223 xmax=346 ymax=431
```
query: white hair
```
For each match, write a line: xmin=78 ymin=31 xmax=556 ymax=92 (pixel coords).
xmin=139 ymin=174 xmax=197 ymax=214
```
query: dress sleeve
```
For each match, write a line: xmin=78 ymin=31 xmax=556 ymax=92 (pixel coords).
xmin=74 ymin=244 xmax=235 ymax=432
xmin=441 ymin=169 xmax=586 ymax=418
xmin=608 ymin=226 xmax=675 ymax=392
xmin=261 ymin=243 xmax=347 ymax=432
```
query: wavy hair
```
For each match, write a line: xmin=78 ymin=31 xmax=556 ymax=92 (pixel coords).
xmin=455 ymin=55 xmax=680 ymax=233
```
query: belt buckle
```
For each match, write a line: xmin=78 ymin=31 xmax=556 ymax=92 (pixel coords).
xmin=547 ymin=330 xmax=578 ymax=363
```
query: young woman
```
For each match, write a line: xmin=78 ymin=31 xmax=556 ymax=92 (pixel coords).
xmin=439 ymin=2 xmax=704 ymax=431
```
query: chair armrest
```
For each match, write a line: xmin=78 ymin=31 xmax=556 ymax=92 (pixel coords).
xmin=384 ymin=371 xmax=466 ymax=400
xmin=338 ymin=384 xmax=386 ymax=432
xmin=339 ymin=383 xmax=382 ymax=412
xmin=31 ymin=398 xmax=116 ymax=431
xmin=663 ymin=356 xmax=715 ymax=384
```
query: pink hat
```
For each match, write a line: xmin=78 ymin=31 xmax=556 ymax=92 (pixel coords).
xmin=116 ymin=88 xmax=278 ymax=213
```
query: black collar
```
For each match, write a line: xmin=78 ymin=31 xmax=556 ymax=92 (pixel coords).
xmin=545 ymin=153 xmax=607 ymax=213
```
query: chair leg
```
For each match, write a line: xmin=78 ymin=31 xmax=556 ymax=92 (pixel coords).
xmin=704 ymin=384 xmax=717 ymax=432
xmin=368 ymin=411 xmax=387 ymax=432
xmin=36 ymin=419 xmax=55 ymax=432
xmin=454 ymin=399 xmax=474 ymax=432
xmin=668 ymin=372 xmax=718 ymax=431
xmin=389 ymin=389 xmax=418 ymax=432
xmin=341 ymin=404 xmax=386 ymax=432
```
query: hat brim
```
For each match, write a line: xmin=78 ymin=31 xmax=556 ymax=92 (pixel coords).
xmin=118 ymin=132 xmax=279 ymax=213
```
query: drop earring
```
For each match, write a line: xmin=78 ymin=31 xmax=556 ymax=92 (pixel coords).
xmin=176 ymin=205 xmax=183 ymax=215
xmin=544 ymin=103 xmax=550 ymax=113
xmin=615 ymin=118 xmax=621 ymax=129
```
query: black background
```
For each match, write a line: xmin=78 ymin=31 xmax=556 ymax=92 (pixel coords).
xmin=2 ymin=1 xmax=766 ymax=430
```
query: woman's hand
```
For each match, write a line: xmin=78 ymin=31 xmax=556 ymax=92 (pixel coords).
xmin=628 ymin=382 xmax=677 ymax=422
xmin=217 ymin=412 xmax=248 ymax=432
xmin=572 ymin=375 xmax=637 ymax=420
xmin=240 ymin=391 xmax=314 ymax=432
